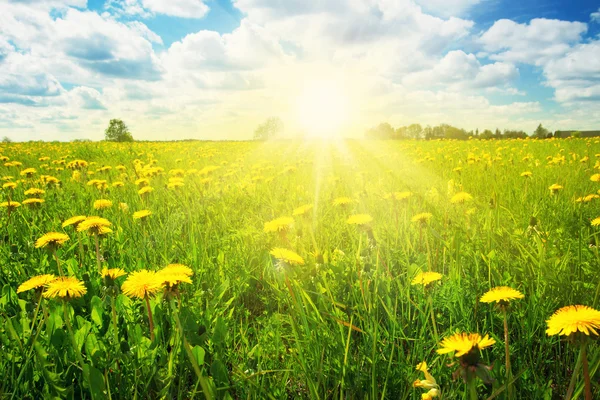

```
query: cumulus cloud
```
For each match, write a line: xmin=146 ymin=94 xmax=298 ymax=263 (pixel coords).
xmin=591 ymin=8 xmax=600 ymax=22
xmin=105 ymin=0 xmax=209 ymax=18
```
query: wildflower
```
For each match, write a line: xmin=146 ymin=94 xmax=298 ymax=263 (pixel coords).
xmin=411 ymin=271 xmax=443 ymax=287
xmin=264 ymin=217 xmax=294 ymax=233
xmin=592 ymin=217 xmax=600 ymax=227
xmin=77 ymin=216 xmax=112 ymax=235
xmin=438 ymin=332 xmax=495 ymax=358
xmin=546 ymin=305 xmax=600 ymax=337
xmin=20 ymin=168 xmax=37 ymax=177
xmin=413 ymin=361 xmax=440 ymax=399
xmin=412 ymin=212 xmax=433 ymax=225
xmin=521 ymin=171 xmax=532 ymax=178
xmin=119 ymin=203 xmax=129 ymax=212
xmin=94 ymin=199 xmax=113 ymax=210
xmin=293 ymin=204 xmax=313 ymax=216
xmin=161 ymin=264 xmax=193 ymax=277
xmin=112 ymin=181 xmax=124 ymax=188
xmin=332 ymin=197 xmax=354 ymax=206
xmin=133 ymin=209 xmax=152 ymax=220
xmin=549 ymin=183 xmax=563 ymax=194
xmin=17 ymin=274 xmax=56 ymax=293
xmin=270 ymin=248 xmax=305 ymax=265
xmin=346 ymin=214 xmax=373 ymax=225
xmin=394 ymin=191 xmax=413 ymax=201
xmin=138 ymin=186 xmax=154 ymax=196
xmin=121 ymin=270 xmax=163 ymax=299
xmin=24 ymin=188 xmax=45 ymax=197
xmin=450 ymin=192 xmax=473 ymax=204
xmin=591 ymin=174 xmax=600 ymax=182
xmin=102 ymin=268 xmax=127 ymax=280
xmin=35 ymin=232 xmax=69 ymax=248
xmin=480 ymin=286 xmax=524 ymax=305
xmin=1 ymin=201 xmax=21 ymax=210
xmin=62 ymin=215 xmax=86 ymax=228
xmin=43 ymin=277 xmax=87 ymax=299
xmin=22 ymin=198 xmax=45 ymax=207
xmin=2 ymin=182 xmax=17 ymax=190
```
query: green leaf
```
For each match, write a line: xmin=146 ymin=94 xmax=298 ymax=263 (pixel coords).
xmin=83 ymin=364 xmax=107 ymax=400
xmin=192 ymin=345 xmax=205 ymax=366
xmin=90 ymin=296 xmax=104 ymax=327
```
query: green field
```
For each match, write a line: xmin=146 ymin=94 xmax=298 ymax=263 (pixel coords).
xmin=1 ymin=138 xmax=600 ymax=399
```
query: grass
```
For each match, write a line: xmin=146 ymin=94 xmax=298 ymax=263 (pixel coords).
xmin=1 ymin=137 xmax=599 ymax=399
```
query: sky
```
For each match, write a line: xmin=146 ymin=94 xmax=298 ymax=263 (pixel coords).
xmin=0 ymin=0 xmax=599 ymax=141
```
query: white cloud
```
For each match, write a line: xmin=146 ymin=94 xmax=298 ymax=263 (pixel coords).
xmin=591 ymin=8 xmax=600 ymax=23
xmin=415 ymin=0 xmax=481 ymax=18
xmin=479 ymin=18 xmax=587 ymax=65
xmin=105 ymin=0 xmax=209 ymax=18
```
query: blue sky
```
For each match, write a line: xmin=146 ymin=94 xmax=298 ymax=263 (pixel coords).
xmin=0 ymin=0 xmax=599 ymax=140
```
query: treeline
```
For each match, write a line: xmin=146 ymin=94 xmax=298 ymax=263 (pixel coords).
xmin=365 ymin=122 xmax=548 ymax=140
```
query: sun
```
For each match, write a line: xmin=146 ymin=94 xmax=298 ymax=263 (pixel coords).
xmin=295 ymin=80 xmax=349 ymax=138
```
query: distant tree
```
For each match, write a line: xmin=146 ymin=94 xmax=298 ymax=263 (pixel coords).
xmin=105 ymin=119 xmax=134 ymax=142
xmin=2 ymin=136 xmax=12 ymax=143
xmin=254 ymin=117 xmax=284 ymax=140
xmin=406 ymin=123 xmax=423 ymax=140
xmin=572 ymin=131 xmax=582 ymax=138
xmin=365 ymin=122 xmax=395 ymax=139
xmin=533 ymin=123 xmax=550 ymax=139
xmin=480 ymin=129 xmax=494 ymax=139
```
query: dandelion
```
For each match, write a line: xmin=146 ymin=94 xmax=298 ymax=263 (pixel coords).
xmin=112 ymin=181 xmax=124 ymax=188
xmin=121 ymin=270 xmax=163 ymax=341
xmin=2 ymin=182 xmax=17 ymax=190
xmin=43 ymin=277 xmax=87 ymax=300
xmin=293 ymin=204 xmax=313 ymax=216
xmin=481 ymin=287 xmax=524 ymax=397
xmin=138 ymin=186 xmax=154 ymax=196
xmin=35 ymin=232 xmax=69 ymax=249
xmin=94 ymin=199 xmax=113 ymax=210
xmin=24 ymin=188 xmax=45 ymax=197
xmin=270 ymin=248 xmax=305 ymax=266
xmin=102 ymin=268 xmax=127 ymax=280
xmin=264 ymin=217 xmax=294 ymax=233
xmin=521 ymin=171 xmax=532 ymax=178
xmin=394 ymin=191 xmax=413 ymax=201
xmin=346 ymin=214 xmax=373 ymax=225
xmin=590 ymin=174 xmax=600 ymax=182
xmin=22 ymin=198 xmax=44 ymax=207
xmin=546 ymin=305 xmax=600 ymax=400
xmin=62 ymin=215 xmax=86 ymax=228
xmin=133 ymin=209 xmax=152 ymax=220
xmin=20 ymin=168 xmax=37 ymax=178
xmin=78 ymin=216 xmax=112 ymax=272
xmin=438 ymin=332 xmax=495 ymax=399
xmin=17 ymin=274 xmax=56 ymax=294
xmin=411 ymin=271 xmax=442 ymax=287
xmin=591 ymin=217 xmax=600 ymax=227
xmin=332 ymin=197 xmax=354 ymax=206
xmin=549 ymin=183 xmax=563 ymax=194
xmin=450 ymin=191 xmax=473 ymax=204
xmin=412 ymin=212 xmax=433 ymax=225
xmin=1 ymin=201 xmax=21 ymax=210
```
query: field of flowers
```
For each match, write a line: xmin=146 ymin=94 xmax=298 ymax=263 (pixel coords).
xmin=1 ymin=138 xmax=600 ymax=399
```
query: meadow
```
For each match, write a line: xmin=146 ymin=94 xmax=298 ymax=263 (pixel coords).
xmin=1 ymin=137 xmax=600 ymax=399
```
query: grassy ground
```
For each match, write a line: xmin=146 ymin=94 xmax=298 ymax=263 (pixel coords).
xmin=1 ymin=138 xmax=599 ymax=399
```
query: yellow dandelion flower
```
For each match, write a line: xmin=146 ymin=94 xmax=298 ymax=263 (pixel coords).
xmin=549 ymin=183 xmax=563 ymax=193
xmin=591 ymin=217 xmax=600 ymax=227
xmin=293 ymin=204 xmax=313 ymax=216
xmin=264 ymin=217 xmax=294 ymax=233
xmin=22 ymin=198 xmax=44 ymax=207
xmin=121 ymin=270 xmax=163 ymax=299
xmin=133 ymin=209 xmax=152 ymax=220
xmin=20 ymin=168 xmax=37 ymax=177
xmin=521 ymin=171 xmax=532 ymax=178
xmin=1 ymin=201 xmax=21 ymax=210
xmin=158 ymin=268 xmax=193 ymax=287
xmin=437 ymin=333 xmax=496 ymax=357
xmin=2 ymin=182 xmax=17 ymax=190
xmin=119 ymin=203 xmax=129 ymax=212
xmin=112 ymin=181 xmax=124 ymax=187
xmin=450 ymin=192 xmax=473 ymax=204
xmin=546 ymin=305 xmax=600 ymax=336
xmin=35 ymin=232 xmax=69 ymax=248
xmin=162 ymin=264 xmax=193 ymax=276
xmin=62 ymin=215 xmax=87 ymax=228
xmin=101 ymin=268 xmax=127 ymax=280
xmin=394 ymin=191 xmax=413 ymax=201
xmin=43 ymin=277 xmax=87 ymax=299
xmin=591 ymin=174 xmax=600 ymax=182
xmin=480 ymin=286 xmax=524 ymax=304
xmin=412 ymin=212 xmax=433 ymax=224
xmin=138 ymin=186 xmax=154 ymax=196
xmin=411 ymin=271 xmax=443 ymax=287
xmin=24 ymin=188 xmax=45 ymax=197
xmin=346 ymin=214 xmax=373 ymax=225
xmin=270 ymin=248 xmax=305 ymax=265
xmin=94 ymin=199 xmax=113 ymax=210
xmin=333 ymin=197 xmax=354 ymax=206
xmin=77 ymin=216 xmax=112 ymax=234
xmin=17 ymin=274 xmax=56 ymax=293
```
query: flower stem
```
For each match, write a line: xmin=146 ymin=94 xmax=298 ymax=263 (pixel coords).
xmin=52 ymin=248 xmax=64 ymax=276
xmin=582 ymin=341 xmax=592 ymax=400
xmin=94 ymin=234 xmax=101 ymax=273
xmin=467 ymin=376 xmax=478 ymax=400
xmin=77 ymin=231 xmax=85 ymax=268
xmin=64 ymin=302 xmax=92 ymax=396
xmin=427 ymin=294 xmax=439 ymax=342
xmin=503 ymin=307 xmax=513 ymax=399
xmin=144 ymin=295 xmax=155 ymax=341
